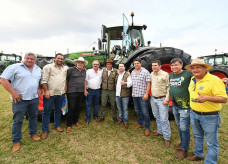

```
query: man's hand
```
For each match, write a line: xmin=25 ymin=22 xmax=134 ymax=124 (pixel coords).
xmin=84 ymin=90 xmax=88 ymax=97
xmin=195 ymin=92 xmax=207 ymax=103
xmin=12 ymin=92 xmax=21 ymax=103
xmin=162 ymin=100 xmax=169 ymax=105
xmin=44 ymin=91 xmax=50 ymax=99
xmin=142 ymin=94 xmax=148 ymax=101
xmin=121 ymin=80 xmax=126 ymax=85
xmin=37 ymin=88 xmax=42 ymax=96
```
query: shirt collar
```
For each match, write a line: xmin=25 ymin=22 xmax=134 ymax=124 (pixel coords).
xmin=106 ymin=68 xmax=113 ymax=72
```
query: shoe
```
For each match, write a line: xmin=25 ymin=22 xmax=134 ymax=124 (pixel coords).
xmin=124 ymin=123 xmax=129 ymax=129
xmin=66 ymin=127 xmax=71 ymax=133
xmin=152 ymin=131 xmax=162 ymax=136
xmin=85 ymin=122 xmax=89 ymax=126
xmin=94 ymin=118 xmax=99 ymax=122
xmin=75 ymin=122 xmax=81 ymax=127
xmin=55 ymin=127 xmax=64 ymax=132
xmin=187 ymin=155 xmax=204 ymax=161
xmin=99 ymin=118 xmax=105 ymax=122
xmin=174 ymin=143 xmax=182 ymax=150
xmin=164 ymin=140 xmax=170 ymax=147
xmin=12 ymin=143 xmax=21 ymax=152
xmin=133 ymin=125 xmax=144 ymax=129
xmin=175 ymin=149 xmax=187 ymax=159
xmin=144 ymin=129 xmax=150 ymax=136
xmin=41 ymin=132 xmax=48 ymax=140
xmin=117 ymin=120 xmax=123 ymax=125
xmin=113 ymin=118 xmax=118 ymax=122
xmin=31 ymin=134 xmax=41 ymax=141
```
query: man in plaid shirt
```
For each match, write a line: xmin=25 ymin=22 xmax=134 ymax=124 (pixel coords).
xmin=131 ymin=58 xmax=151 ymax=136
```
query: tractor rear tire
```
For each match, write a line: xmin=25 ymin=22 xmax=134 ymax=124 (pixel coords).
xmin=209 ymin=66 xmax=228 ymax=79
xmin=138 ymin=47 xmax=191 ymax=72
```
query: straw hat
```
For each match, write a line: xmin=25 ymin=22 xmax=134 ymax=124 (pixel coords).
xmin=74 ymin=57 xmax=88 ymax=65
xmin=185 ymin=58 xmax=213 ymax=71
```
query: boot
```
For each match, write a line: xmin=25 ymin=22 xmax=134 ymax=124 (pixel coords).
xmin=175 ymin=149 xmax=188 ymax=159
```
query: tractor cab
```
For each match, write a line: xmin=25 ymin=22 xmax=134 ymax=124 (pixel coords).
xmin=200 ymin=53 xmax=228 ymax=66
xmin=100 ymin=13 xmax=147 ymax=65
xmin=0 ymin=53 xmax=22 ymax=73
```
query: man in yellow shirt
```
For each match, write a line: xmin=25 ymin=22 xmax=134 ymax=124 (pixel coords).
xmin=185 ymin=59 xmax=227 ymax=163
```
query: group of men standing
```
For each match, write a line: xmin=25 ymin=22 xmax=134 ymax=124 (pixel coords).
xmin=1 ymin=52 xmax=227 ymax=164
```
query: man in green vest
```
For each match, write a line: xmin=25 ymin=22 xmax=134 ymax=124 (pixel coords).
xmin=100 ymin=59 xmax=118 ymax=122
xmin=115 ymin=63 xmax=132 ymax=128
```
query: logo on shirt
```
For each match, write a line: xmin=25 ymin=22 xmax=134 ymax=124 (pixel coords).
xmin=170 ymin=77 xmax=185 ymax=86
xmin=199 ymin=86 xmax=204 ymax=90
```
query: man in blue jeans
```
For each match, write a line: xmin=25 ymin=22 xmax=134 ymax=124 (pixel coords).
xmin=115 ymin=63 xmax=132 ymax=129
xmin=1 ymin=52 xmax=42 ymax=151
xmin=185 ymin=59 xmax=227 ymax=163
xmin=169 ymin=58 xmax=192 ymax=159
xmin=41 ymin=53 xmax=68 ymax=139
xmin=131 ymin=58 xmax=151 ymax=136
xmin=84 ymin=60 xmax=102 ymax=125
xmin=150 ymin=60 xmax=171 ymax=147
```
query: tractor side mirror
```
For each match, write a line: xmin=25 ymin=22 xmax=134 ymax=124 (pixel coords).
xmin=98 ymin=38 xmax=102 ymax=50
xmin=101 ymin=25 xmax=107 ymax=42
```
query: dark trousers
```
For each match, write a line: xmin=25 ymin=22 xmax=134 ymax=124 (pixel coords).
xmin=67 ymin=92 xmax=84 ymax=127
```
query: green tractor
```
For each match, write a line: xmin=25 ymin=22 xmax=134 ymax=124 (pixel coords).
xmin=0 ymin=53 xmax=22 ymax=74
xmin=65 ymin=12 xmax=192 ymax=72
xmin=199 ymin=53 xmax=228 ymax=79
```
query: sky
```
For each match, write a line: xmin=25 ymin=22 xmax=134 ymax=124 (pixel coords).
xmin=0 ymin=0 xmax=228 ymax=59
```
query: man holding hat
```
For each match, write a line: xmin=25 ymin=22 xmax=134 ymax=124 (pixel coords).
xmin=185 ymin=59 xmax=227 ymax=163
xmin=99 ymin=59 xmax=118 ymax=122
xmin=66 ymin=57 xmax=87 ymax=132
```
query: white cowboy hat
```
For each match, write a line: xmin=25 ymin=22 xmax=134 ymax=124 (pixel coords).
xmin=74 ymin=57 xmax=88 ymax=66
xmin=185 ymin=58 xmax=213 ymax=71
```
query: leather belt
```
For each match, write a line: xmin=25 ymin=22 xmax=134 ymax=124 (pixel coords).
xmin=153 ymin=96 xmax=166 ymax=99
xmin=192 ymin=110 xmax=219 ymax=115
xmin=88 ymin=88 xmax=100 ymax=91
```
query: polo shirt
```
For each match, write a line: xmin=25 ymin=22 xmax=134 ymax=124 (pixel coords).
xmin=188 ymin=72 xmax=227 ymax=112
xmin=0 ymin=62 xmax=42 ymax=100
xmin=67 ymin=67 xmax=86 ymax=93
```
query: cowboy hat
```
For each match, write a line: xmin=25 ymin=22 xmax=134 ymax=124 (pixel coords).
xmin=105 ymin=58 xmax=114 ymax=64
xmin=74 ymin=57 xmax=88 ymax=65
xmin=185 ymin=58 xmax=213 ymax=71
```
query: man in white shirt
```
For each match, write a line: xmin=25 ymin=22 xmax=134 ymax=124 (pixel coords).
xmin=115 ymin=63 xmax=132 ymax=129
xmin=84 ymin=60 xmax=102 ymax=125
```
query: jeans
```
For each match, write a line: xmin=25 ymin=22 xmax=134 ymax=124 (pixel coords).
xmin=42 ymin=94 xmax=64 ymax=133
xmin=85 ymin=89 xmax=101 ymax=122
xmin=115 ymin=96 xmax=130 ymax=123
xmin=67 ymin=92 xmax=84 ymax=126
xmin=100 ymin=90 xmax=117 ymax=119
xmin=133 ymin=97 xmax=150 ymax=129
xmin=150 ymin=97 xmax=171 ymax=140
xmin=190 ymin=110 xmax=221 ymax=164
xmin=172 ymin=104 xmax=190 ymax=150
xmin=12 ymin=98 xmax=39 ymax=144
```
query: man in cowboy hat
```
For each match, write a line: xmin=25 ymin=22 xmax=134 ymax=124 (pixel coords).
xmin=66 ymin=57 xmax=88 ymax=132
xmin=41 ymin=53 xmax=68 ymax=139
xmin=99 ymin=59 xmax=118 ymax=122
xmin=185 ymin=59 xmax=227 ymax=163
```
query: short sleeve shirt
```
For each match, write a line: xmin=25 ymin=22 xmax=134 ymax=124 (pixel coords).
xmin=67 ymin=67 xmax=86 ymax=93
xmin=131 ymin=67 xmax=151 ymax=97
xmin=0 ymin=63 xmax=42 ymax=100
xmin=188 ymin=72 xmax=227 ymax=112
xmin=169 ymin=70 xmax=192 ymax=109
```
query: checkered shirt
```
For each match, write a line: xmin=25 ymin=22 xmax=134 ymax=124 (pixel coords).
xmin=131 ymin=67 xmax=151 ymax=97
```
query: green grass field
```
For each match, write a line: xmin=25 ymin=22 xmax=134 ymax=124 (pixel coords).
xmin=0 ymin=84 xmax=227 ymax=164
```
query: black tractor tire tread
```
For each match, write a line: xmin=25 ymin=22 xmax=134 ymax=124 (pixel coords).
xmin=209 ymin=66 xmax=228 ymax=78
